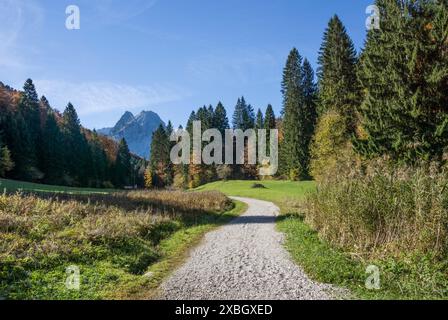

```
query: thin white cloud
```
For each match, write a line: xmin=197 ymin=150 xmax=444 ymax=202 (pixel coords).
xmin=33 ymin=80 xmax=191 ymax=116
xmin=0 ymin=0 xmax=44 ymax=70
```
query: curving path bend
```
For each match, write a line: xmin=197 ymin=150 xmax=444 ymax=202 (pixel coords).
xmin=157 ymin=196 xmax=345 ymax=300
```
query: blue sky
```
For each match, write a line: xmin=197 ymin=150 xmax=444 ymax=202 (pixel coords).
xmin=0 ymin=0 xmax=372 ymax=129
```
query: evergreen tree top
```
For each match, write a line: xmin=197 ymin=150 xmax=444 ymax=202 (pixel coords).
xmin=264 ymin=104 xmax=276 ymax=130
xmin=255 ymin=108 xmax=264 ymax=129
xmin=63 ymin=102 xmax=81 ymax=129
xmin=22 ymin=79 xmax=39 ymax=104
xmin=166 ymin=120 xmax=174 ymax=136
xmin=232 ymin=96 xmax=255 ymax=130
xmin=317 ymin=14 xmax=358 ymax=116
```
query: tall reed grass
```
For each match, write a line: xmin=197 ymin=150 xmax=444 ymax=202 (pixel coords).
xmin=306 ymin=160 xmax=448 ymax=260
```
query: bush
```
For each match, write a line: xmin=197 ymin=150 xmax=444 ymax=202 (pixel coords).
xmin=251 ymin=183 xmax=266 ymax=189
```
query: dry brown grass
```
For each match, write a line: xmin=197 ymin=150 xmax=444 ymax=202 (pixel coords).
xmin=0 ymin=189 xmax=233 ymax=299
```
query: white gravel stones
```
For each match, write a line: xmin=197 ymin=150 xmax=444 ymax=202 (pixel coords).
xmin=157 ymin=197 xmax=346 ymax=300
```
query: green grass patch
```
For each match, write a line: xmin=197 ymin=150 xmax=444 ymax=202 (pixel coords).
xmin=196 ymin=180 xmax=316 ymax=203
xmin=0 ymin=178 xmax=116 ymax=195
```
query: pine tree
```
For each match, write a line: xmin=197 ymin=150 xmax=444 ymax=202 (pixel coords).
xmin=186 ymin=111 xmax=197 ymax=134
xmin=5 ymin=112 xmax=36 ymax=180
xmin=133 ymin=157 xmax=147 ymax=188
xmin=61 ymin=102 xmax=90 ymax=185
xmin=14 ymin=79 xmax=41 ymax=178
xmin=166 ymin=120 xmax=174 ymax=138
xmin=232 ymin=97 xmax=255 ymax=130
xmin=232 ymin=98 xmax=243 ymax=129
xmin=317 ymin=15 xmax=359 ymax=125
xmin=207 ymin=105 xmax=215 ymax=125
xmin=281 ymin=48 xmax=308 ymax=180
xmin=165 ymin=121 xmax=175 ymax=186
xmin=40 ymin=112 xmax=65 ymax=184
xmin=212 ymin=102 xmax=230 ymax=181
xmin=149 ymin=125 xmax=171 ymax=187
xmin=231 ymin=97 xmax=256 ymax=179
xmin=213 ymin=102 xmax=229 ymax=135
xmin=114 ymin=138 xmax=132 ymax=187
xmin=301 ymin=58 xmax=318 ymax=175
xmin=355 ymin=0 xmax=448 ymax=162
xmin=39 ymin=96 xmax=51 ymax=126
xmin=196 ymin=105 xmax=217 ymax=182
xmin=264 ymin=104 xmax=276 ymax=131
xmin=255 ymin=109 xmax=264 ymax=130
xmin=89 ymin=130 xmax=108 ymax=187
xmin=263 ymin=104 xmax=276 ymax=157
xmin=20 ymin=79 xmax=40 ymax=137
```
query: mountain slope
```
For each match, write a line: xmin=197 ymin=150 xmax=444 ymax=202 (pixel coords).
xmin=99 ymin=110 xmax=164 ymax=159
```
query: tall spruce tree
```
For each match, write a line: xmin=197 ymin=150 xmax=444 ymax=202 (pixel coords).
xmin=263 ymin=104 xmax=276 ymax=156
xmin=39 ymin=96 xmax=51 ymax=124
xmin=165 ymin=120 xmax=175 ymax=185
xmin=186 ymin=111 xmax=197 ymax=134
xmin=40 ymin=112 xmax=65 ymax=184
xmin=232 ymin=98 xmax=243 ymax=129
xmin=15 ymin=79 xmax=41 ymax=178
xmin=3 ymin=112 xmax=32 ymax=179
xmin=197 ymin=106 xmax=213 ymax=130
xmin=255 ymin=109 xmax=264 ymax=130
xmin=213 ymin=102 xmax=229 ymax=135
xmin=149 ymin=125 xmax=171 ymax=187
xmin=62 ymin=102 xmax=90 ymax=185
xmin=356 ymin=0 xmax=448 ymax=162
xmin=264 ymin=104 xmax=276 ymax=131
xmin=281 ymin=48 xmax=309 ymax=180
xmin=20 ymin=79 xmax=40 ymax=138
xmin=166 ymin=120 xmax=174 ymax=138
xmin=90 ymin=130 xmax=109 ymax=187
xmin=232 ymin=97 xmax=255 ymax=130
xmin=301 ymin=58 xmax=318 ymax=174
xmin=213 ymin=102 xmax=231 ymax=180
xmin=231 ymin=97 xmax=257 ymax=179
xmin=317 ymin=15 xmax=359 ymax=126
xmin=114 ymin=138 xmax=132 ymax=187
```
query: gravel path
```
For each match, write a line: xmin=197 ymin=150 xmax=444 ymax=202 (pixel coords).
xmin=157 ymin=197 xmax=343 ymax=300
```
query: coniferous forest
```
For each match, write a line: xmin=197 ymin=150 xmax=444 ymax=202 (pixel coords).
xmin=0 ymin=80 xmax=147 ymax=188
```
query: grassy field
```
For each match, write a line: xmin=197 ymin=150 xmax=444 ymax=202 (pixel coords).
xmin=196 ymin=180 xmax=316 ymax=203
xmin=0 ymin=178 xmax=117 ymax=194
xmin=197 ymin=180 xmax=444 ymax=300
xmin=0 ymin=188 xmax=246 ymax=299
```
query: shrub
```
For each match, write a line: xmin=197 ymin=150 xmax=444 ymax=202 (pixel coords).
xmin=251 ymin=183 xmax=266 ymax=189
